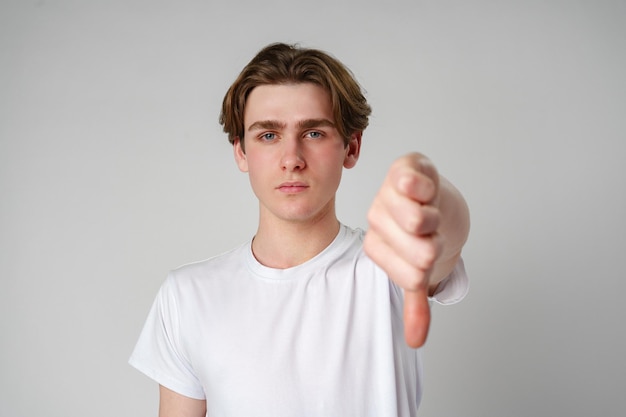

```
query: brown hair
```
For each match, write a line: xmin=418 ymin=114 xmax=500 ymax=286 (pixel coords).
xmin=219 ymin=43 xmax=371 ymax=147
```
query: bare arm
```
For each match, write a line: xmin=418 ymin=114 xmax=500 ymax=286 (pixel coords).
xmin=159 ymin=385 xmax=206 ymax=417
xmin=364 ymin=153 xmax=470 ymax=348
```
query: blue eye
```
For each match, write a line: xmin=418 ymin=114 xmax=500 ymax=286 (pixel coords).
xmin=307 ymin=131 xmax=322 ymax=139
xmin=261 ymin=133 xmax=276 ymax=141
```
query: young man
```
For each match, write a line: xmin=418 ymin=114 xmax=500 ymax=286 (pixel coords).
xmin=130 ymin=43 xmax=470 ymax=417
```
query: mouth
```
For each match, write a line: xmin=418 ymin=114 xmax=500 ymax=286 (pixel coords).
xmin=277 ymin=181 xmax=309 ymax=193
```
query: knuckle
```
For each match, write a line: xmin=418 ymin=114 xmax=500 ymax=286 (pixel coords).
xmin=366 ymin=200 xmax=379 ymax=222
xmin=366 ymin=208 xmax=381 ymax=230
xmin=416 ymin=241 xmax=438 ymax=269
xmin=405 ymin=210 xmax=424 ymax=234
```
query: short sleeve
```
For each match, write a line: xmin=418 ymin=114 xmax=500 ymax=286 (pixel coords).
xmin=430 ymin=257 xmax=469 ymax=305
xmin=128 ymin=274 xmax=206 ymax=400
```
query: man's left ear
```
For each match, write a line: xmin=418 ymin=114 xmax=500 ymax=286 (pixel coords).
xmin=343 ymin=132 xmax=362 ymax=169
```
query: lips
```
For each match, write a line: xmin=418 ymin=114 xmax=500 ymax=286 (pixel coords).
xmin=277 ymin=181 xmax=309 ymax=193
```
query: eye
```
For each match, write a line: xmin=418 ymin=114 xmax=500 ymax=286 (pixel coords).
xmin=260 ymin=132 xmax=276 ymax=141
xmin=306 ymin=131 xmax=323 ymax=139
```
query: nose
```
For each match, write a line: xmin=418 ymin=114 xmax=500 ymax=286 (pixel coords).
xmin=281 ymin=136 xmax=306 ymax=171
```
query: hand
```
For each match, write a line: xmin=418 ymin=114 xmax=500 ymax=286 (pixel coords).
xmin=363 ymin=153 xmax=442 ymax=348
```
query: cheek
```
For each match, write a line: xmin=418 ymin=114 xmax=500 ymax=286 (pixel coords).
xmin=317 ymin=152 xmax=346 ymax=187
xmin=243 ymin=154 xmax=273 ymax=190
xmin=318 ymin=146 xmax=348 ymax=170
xmin=245 ymin=162 xmax=267 ymax=200
xmin=244 ymin=154 xmax=268 ymax=174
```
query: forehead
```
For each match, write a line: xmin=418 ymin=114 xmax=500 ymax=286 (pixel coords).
xmin=244 ymin=83 xmax=333 ymax=126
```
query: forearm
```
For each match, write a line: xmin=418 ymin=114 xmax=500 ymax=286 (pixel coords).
xmin=429 ymin=175 xmax=470 ymax=291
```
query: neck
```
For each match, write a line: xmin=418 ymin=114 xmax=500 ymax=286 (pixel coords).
xmin=252 ymin=213 xmax=341 ymax=269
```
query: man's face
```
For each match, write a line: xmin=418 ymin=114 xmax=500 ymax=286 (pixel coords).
xmin=234 ymin=83 xmax=360 ymax=226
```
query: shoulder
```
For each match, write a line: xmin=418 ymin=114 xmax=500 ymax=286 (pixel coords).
xmin=167 ymin=242 xmax=250 ymax=287
xmin=153 ymin=242 xmax=252 ymax=317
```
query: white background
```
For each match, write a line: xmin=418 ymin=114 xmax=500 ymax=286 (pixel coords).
xmin=1 ymin=0 xmax=625 ymax=416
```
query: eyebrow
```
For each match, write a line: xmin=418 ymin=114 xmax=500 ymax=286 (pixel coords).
xmin=298 ymin=118 xmax=336 ymax=129
xmin=247 ymin=120 xmax=285 ymax=132
xmin=247 ymin=118 xmax=335 ymax=132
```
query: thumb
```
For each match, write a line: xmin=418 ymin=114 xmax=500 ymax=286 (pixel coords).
xmin=403 ymin=288 xmax=431 ymax=348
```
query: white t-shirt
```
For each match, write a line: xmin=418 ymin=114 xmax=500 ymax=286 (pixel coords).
xmin=129 ymin=224 xmax=468 ymax=416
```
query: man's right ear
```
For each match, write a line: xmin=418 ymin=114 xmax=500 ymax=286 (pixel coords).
xmin=233 ymin=137 xmax=249 ymax=173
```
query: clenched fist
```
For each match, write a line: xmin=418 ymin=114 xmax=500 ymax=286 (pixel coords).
xmin=364 ymin=153 xmax=447 ymax=348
